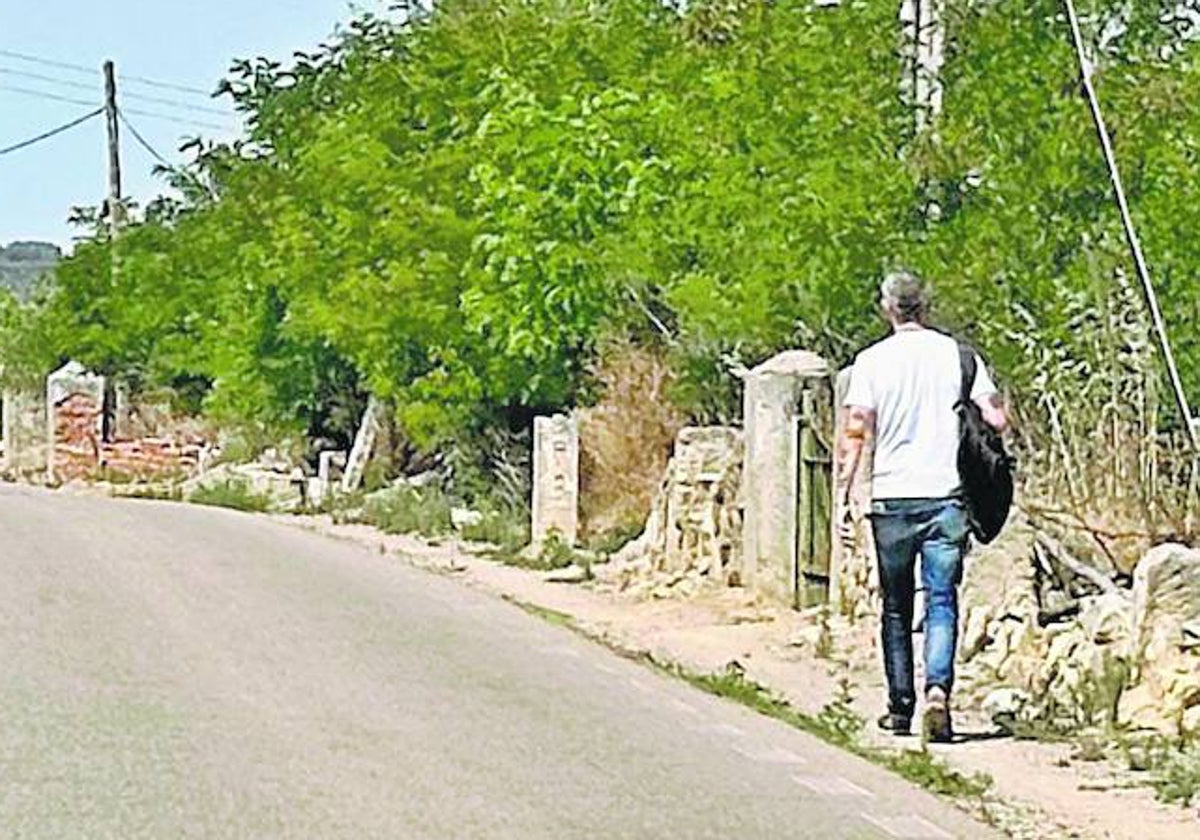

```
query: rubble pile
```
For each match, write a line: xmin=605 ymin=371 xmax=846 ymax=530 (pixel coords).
xmin=959 ymin=522 xmax=1200 ymax=737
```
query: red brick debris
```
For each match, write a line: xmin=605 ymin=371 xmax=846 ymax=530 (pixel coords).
xmin=52 ymin=393 xmax=207 ymax=483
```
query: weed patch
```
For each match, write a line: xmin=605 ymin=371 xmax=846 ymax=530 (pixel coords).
xmin=358 ymin=485 xmax=453 ymax=537
xmin=583 ymin=519 xmax=643 ymax=558
xmin=460 ymin=503 xmax=529 ymax=552
xmin=188 ymin=479 xmax=272 ymax=513
xmin=1151 ymin=745 xmax=1200 ymax=806
xmin=118 ymin=484 xmax=185 ymax=502
xmin=668 ymin=663 xmax=991 ymax=801
xmin=505 ymin=596 xmax=576 ymax=629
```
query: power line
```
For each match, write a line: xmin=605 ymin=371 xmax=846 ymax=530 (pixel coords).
xmin=122 ymin=72 xmax=212 ymax=98
xmin=122 ymin=89 xmax=229 ymax=117
xmin=118 ymin=108 xmax=219 ymax=201
xmin=0 ymin=47 xmax=93 ymax=77
xmin=0 ymin=65 xmax=229 ymax=116
xmin=120 ymin=105 xmax=233 ymax=133
xmin=0 ymin=83 xmax=100 ymax=109
xmin=0 ymin=47 xmax=216 ymax=98
xmin=0 ymin=107 xmax=103 ymax=157
xmin=117 ymin=108 xmax=169 ymax=165
xmin=0 ymin=66 xmax=95 ymax=94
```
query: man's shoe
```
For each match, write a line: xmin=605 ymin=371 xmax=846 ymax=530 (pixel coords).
xmin=877 ymin=712 xmax=912 ymax=736
xmin=923 ymin=687 xmax=953 ymax=744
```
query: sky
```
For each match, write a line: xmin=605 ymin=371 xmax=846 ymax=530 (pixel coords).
xmin=0 ymin=1 xmax=391 ymax=249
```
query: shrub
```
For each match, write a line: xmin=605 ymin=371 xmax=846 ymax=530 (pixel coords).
xmin=189 ymin=479 xmax=272 ymax=513
xmin=460 ymin=502 xmax=530 ymax=553
xmin=358 ymin=485 xmax=454 ymax=538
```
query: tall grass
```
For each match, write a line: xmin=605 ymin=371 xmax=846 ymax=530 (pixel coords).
xmin=579 ymin=341 xmax=685 ymax=539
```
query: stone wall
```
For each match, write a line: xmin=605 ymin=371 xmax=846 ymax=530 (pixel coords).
xmin=830 ymin=366 xmax=879 ymax=621
xmin=2 ymin=389 xmax=49 ymax=478
xmin=600 ymin=426 xmax=743 ymax=598
xmin=37 ymin=362 xmax=211 ymax=485
xmin=959 ymin=527 xmax=1200 ymax=738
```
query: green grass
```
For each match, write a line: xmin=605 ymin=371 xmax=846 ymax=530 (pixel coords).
xmin=582 ymin=519 xmax=643 ymax=557
xmin=118 ymin=484 xmax=185 ymax=502
xmin=1152 ymin=746 xmax=1200 ymax=806
xmin=188 ymin=479 xmax=272 ymax=513
xmin=460 ymin=503 xmax=529 ymax=551
xmin=483 ymin=531 xmax=594 ymax=575
xmin=505 ymin=596 xmax=576 ymax=629
xmin=358 ymin=485 xmax=454 ymax=537
xmin=1119 ymin=735 xmax=1200 ymax=807
xmin=676 ymin=665 xmax=992 ymax=799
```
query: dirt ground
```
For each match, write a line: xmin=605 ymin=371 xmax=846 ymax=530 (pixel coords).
xmin=282 ymin=515 xmax=1198 ymax=840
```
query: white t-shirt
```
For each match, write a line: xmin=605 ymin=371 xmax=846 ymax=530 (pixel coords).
xmin=844 ymin=329 xmax=997 ymax=500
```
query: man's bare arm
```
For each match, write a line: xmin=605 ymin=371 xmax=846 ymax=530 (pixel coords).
xmin=838 ymin=405 xmax=876 ymax=505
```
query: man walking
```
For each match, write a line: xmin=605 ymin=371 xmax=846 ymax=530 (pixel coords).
xmin=838 ymin=271 xmax=1007 ymax=743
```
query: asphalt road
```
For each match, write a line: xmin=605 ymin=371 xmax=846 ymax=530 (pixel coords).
xmin=0 ymin=485 xmax=999 ymax=839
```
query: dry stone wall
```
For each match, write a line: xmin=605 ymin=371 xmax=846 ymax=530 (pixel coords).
xmin=600 ymin=426 xmax=743 ymax=598
xmin=959 ymin=526 xmax=1200 ymax=737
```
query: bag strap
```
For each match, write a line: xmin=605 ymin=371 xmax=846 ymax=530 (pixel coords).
xmin=957 ymin=343 xmax=977 ymax=408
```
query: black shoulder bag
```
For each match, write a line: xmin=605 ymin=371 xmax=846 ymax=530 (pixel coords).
xmin=956 ymin=345 xmax=1014 ymax=544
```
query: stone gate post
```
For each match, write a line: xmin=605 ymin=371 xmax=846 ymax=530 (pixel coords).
xmin=741 ymin=350 xmax=833 ymax=607
xmin=532 ymin=414 xmax=579 ymax=547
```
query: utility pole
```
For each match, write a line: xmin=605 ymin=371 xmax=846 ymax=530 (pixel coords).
xmin=102 ymin=59 xmax=121 ymax=442
xmin=103 ymin=60 xmax=123 ymax=232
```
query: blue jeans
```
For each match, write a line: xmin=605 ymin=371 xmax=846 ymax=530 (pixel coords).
xmin=869 ymin=497 xmax=969 ymax=718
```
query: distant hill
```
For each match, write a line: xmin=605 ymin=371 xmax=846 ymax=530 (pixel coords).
xmin=0 ymin=241 xmax=60 ymax=300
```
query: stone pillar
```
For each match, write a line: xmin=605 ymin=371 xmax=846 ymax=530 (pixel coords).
xmin=532 ymin=414 xmax=579 ymax=547
xmin=741 ymin=350 xmax=833 ymax=607
xmin=313 ymin=450 xmax=348 ymax=508
xmin=830 ymin=366 xmax=880 ymax=621
xmin=46 ymin=361 xmax=105 ymax=484
xmin=2 ymin=388 xmax=49 ymax=477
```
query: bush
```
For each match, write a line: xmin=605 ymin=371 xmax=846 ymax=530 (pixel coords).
xmin=1153 ymin=746 xmax=1200 ymax=807
xmin=188 ymin=479 xmax=272 ymax=513
xmin=358 ymin=485 xmax=454 ymax=538
xmin=459 ymin=502 xmax=530 ymax=553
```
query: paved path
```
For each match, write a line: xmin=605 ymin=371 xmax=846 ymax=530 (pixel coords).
xmin=0 ymin=486 xmax=999 ymax=839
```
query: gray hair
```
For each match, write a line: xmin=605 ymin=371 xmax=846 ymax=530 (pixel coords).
xmin=880 ymin=270 xmax=930 ymax=323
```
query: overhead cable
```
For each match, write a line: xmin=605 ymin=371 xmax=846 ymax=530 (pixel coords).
xmin=0 ymin=83 xmax=100 ymax=109
xmin=120 ymin=105 xmax=233 ymax=133
xmin=1062 ymin=0 xmax=1198 ymax=450
xmin=0 ymin=47 xmax=94 ymax=76
xmin=0 ymin=65 xmax=229 ymax=116
xmin=121 ymin=89 xmax=229 ymax=117
xmin=118 ymin=108 xmax=219 ymax=201
xmin=0 ymin=65 xmax=96 ymax=93
xmin=0 ymin=106 xmax=104 ymax=156
xmin=121 ymin=72 xmax=212 ymax=98
xmin=0 ymin=47 xmax=214 ymax=97
xmin=117 ymin=108 xmax=169 ymax=165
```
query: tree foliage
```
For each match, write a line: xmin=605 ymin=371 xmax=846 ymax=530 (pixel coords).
xmin=8 ymin=0 xmax=1198 ymax=491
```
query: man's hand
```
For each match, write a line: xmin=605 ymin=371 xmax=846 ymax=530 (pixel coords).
xmin=837 ymin=404 xmax=874 ymax=553
xmin=976 ymin=393 xmax=1009 ymax=434
xmin=838 ymin=504 xmax=857 ymax=551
